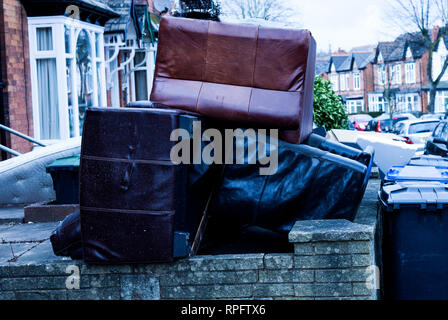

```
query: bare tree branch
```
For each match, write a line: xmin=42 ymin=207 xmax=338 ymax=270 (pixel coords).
xmin=220 ymin=0 xmax=296 ymax=23
xmin=387 ymin=0 xmax=448 ymax=112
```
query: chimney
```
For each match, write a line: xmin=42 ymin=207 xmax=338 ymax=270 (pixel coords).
xmin=332 ymin=49 xmax=349 ymax=57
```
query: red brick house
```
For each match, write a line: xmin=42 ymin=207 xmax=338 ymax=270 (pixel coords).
xmin=368 ymin=33 xmax=429 ymax=114
xmin=320 ymin=32 xmax=444 ymax=115
xmin=323 ymin=51 xmax=375 ymax=114
xmin=0 ymin=0 xmax=34 ymax=156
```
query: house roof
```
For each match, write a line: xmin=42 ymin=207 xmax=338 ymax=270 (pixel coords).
xmin=352 ymin=52 xmax=374 ymax=69
xmin=329 ymin=55 xmax=350 ymax=72
xmin=376 ymin=32 xmax=427 ymax=63
xmin=338 ymin=55 xmax=353 ymax=72
xmin=79 ymin=0 xmax=118 ymax=14
xmin=377 ymin=41 xmax=401 ymax=62
xmin=103 ymin=0 xmax=132 ymax=33
xmin=422 ymin=81 xmax=448 ymax=90
xmin=397 ymin=32 xmax=427 ymax=58
xmin=105 ymin=0 xmax=132 ymax=14
xmin=327 ymin=51 xmax=374 ymax=73
xmin=315 ymin=60 xmax=330 ymax=76
xmin=21 ymin=0 xmax=119 ymax=23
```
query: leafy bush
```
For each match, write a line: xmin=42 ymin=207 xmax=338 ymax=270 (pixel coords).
xmin=313 ymin=76 xmax=349 ymax=130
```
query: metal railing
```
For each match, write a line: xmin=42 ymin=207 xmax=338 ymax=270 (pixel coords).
xmin=0 ymin=124 xmax=47 ymax=157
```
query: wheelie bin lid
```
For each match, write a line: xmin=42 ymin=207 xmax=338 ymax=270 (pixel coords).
xmin=46 ymin=154 xmax=80 ymax=172
xmin=408 ymin=155 xmax=448 ymax=168
xmin=386 ymin=165 xmax=448 ymax=182
xmin=380 ymin=181 xmax=448 ymax=210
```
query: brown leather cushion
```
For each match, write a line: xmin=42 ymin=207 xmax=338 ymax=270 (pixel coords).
xmin=150 ymin=16 xmax=316 ymax=144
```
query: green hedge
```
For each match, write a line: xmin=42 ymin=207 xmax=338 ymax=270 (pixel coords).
xmin=313 ymin=76 xmax=349 ymax=130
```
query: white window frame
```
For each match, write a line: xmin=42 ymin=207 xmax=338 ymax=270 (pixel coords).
xmin=395 ymin=94 xmax=405 ymax=112
xmin=347 ymin=100 xmax=354 ymax=114
xmin=106 ymin=42 xmax=121 ymax=108
xmin=330 ymin=73 xmax=339 ymax=91
xmin=391 ymin=64 xmax=401 ymax=85
xmin=405 ymin=62 xmax=416 ymax=84
xmin=28 ymin=16 xmax=106 ymax=142
xmin=104 ymin=34 xmax=157 ymax=107
xmin=340 ymin=73 xmax=349 ymax=91
xmin=434 ymin=90 xmax=448 ymax=113
xmin=398 ymin=93 xmax=419 ymax=112
xmin=353 ymin=72 xmax=361 ymax=90
xmin=368 ymin=94 xmax=384 ymax=112
xmin=129 ymin=49 xmax=156 ymax=103
xmin=378 ymin=65 xmax=386 ymax=85
xmin=340 ymin=73 xmax=346 ymax=91
xmin=346 ymin=99 xmax=363 ymax=114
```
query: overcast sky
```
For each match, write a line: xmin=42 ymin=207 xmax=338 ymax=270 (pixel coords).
xmin=287 ymin=0 xmax=403 ymax=52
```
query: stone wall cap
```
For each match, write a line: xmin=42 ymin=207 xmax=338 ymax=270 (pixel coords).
xmin=288 ymin=219 xmax=374 ymax=243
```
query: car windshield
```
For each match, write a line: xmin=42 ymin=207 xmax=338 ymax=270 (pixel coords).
xmin=408 ymin=121 xmax=439 ymax=134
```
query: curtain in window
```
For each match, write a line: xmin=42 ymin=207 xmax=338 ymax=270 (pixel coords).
xmin=37 ymin=58 xmax=60 ymax=140
xmin=37 ymin=27 xmax=53 ymax=51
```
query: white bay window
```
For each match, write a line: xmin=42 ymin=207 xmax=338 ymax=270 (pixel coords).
xmin=368 ymin=94 xmax=384 ymax=112
xmin=434 ymin=91 xmax=448 ymax=113
xmin=29 ymin=16 xmax=106 ymax=142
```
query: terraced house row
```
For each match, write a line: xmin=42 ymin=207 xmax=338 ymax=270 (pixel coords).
xmin=319 ymin=28 xmax=448 ymax=115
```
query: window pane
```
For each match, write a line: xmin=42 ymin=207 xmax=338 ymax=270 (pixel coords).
xmin=76 ymin=30 xmax=93 ymax=134
xmin=37 ymin=58 xmax=59 ymax=139
xmin=441 ymin=124 xmax=448 ymax=140
xmin=65 ymin=27 xmax=71 ymax=54
xmin=134 ymin=52 xmax=146 ymax=66
xmin=66 ymin=59 xmax=75 ymax=138
xmin=135 ymin=70 xmax=148 ymax=101
xmin=409 ymin=122 xmax=439 ymax=134
xmin=434 ymin=123 xmax=444 ymax=137
xmin=95 ymin=33 xmax=101 ymax=58
xmin=97 ymin=62 xmax=103 ymax=106
xmin=36 ymin=27 xmax=53 ymax=51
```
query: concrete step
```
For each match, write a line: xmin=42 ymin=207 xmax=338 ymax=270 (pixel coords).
xmin=0 ymin=206 xmax=24 ymax=225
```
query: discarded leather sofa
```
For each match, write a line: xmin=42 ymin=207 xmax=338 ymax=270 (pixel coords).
xmin=203 ymin=131 xmax=373 ymax=241
xmin=150 ymin=16 xmax=316 ymax=144
xmin=50 ymin=209 xmax=83 ymax=260
xmin=77 ymin=107 xmax=217 ymax=263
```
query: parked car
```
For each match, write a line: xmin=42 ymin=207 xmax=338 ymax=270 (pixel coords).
xmin=366 ymin=113 xmax=417 ymax=133
xmin=420 ymin=113 xmax=447 ymax=120
xmin=393 ymin=119 xmax=440 ymax=145
xmin=348 ymin=114 xmax=373 ymax=131
xmin=425 ymin=120 xmax=448 ymax=156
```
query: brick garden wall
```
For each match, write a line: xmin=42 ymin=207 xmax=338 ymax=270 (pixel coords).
xmin=0 ymin=179 xmax=381 ymax=300
xmin=0 ymin=218 xmax=380 ymax=300
xmin=0 ymin=0 xmax=33 ymax=154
